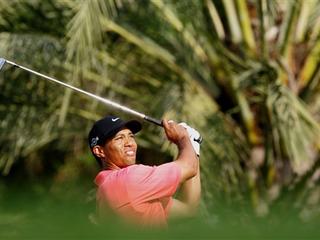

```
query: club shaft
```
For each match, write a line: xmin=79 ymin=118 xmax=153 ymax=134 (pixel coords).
xmin=4 ymin=59 xmax=163 ymax=126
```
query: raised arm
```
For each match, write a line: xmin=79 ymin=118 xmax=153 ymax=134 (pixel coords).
xmin=162 ymin=119 xmax=201 ymax=218
xmin=162 ymin=119 xmax=198 ymax=181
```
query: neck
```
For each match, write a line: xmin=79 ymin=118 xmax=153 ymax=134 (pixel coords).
xmin=102 ymin=160 xmax=121 ymax=170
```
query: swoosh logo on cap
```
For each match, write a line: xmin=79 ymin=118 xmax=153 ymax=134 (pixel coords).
xmin=111 ymin=118 xmax=119 ymax=122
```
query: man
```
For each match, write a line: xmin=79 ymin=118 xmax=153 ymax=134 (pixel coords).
xmin=88 ymin=115 xmax=201 ymax=227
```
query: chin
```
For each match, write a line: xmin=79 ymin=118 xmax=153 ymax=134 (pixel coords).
xmin=126 ymin=158 xmax=136 ymax=165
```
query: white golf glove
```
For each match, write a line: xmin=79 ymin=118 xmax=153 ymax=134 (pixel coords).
xmin=179 ymin=122 xmax=201 ymax=157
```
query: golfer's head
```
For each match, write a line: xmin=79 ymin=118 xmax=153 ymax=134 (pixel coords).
xmin=88 ymin=115 xmax=142 ymax=168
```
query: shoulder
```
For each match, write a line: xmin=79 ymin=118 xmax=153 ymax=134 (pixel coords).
xmin=128 ymin=162 xmax=179 ymax=171
xmin=126 ymin=164 xmax=154 ymax=181
xmin=94 ymin=168 xmax=128 ymax=186
xmin=94 ymin=170 xmax=112 ymax=186
xmin=126 ymin=162 xmax=180 ymax=183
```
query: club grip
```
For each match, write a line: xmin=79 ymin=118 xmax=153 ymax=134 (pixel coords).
xmin=144 ymin=115 xmax=163 ymax=127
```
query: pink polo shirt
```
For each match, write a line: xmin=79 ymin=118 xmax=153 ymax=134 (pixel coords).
xmin=94 ymin=162 xmax=181 ymax=226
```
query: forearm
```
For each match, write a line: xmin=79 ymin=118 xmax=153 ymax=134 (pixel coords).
xmin=173 ymin=127 xmax=200 ymax=209
xmin=175 ymin=137 xmax=198 ymax=181
xmin=169 ymin=163 xmax=201 ymax=218
xmin=163 ymin=119 xmax=202 ymax=218
xmin=178 ymin=162 xmax=201 ymax=210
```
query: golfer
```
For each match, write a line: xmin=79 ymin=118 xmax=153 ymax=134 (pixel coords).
xmin=88 ymin=115 xmax=201 ymax=227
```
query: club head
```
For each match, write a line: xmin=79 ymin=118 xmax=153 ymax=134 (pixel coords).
xmin=0 ymin=58 xmax=6 ymax=71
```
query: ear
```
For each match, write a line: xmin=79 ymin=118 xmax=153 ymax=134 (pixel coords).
xmin=92 ymin=146 xmax=105 ymax=159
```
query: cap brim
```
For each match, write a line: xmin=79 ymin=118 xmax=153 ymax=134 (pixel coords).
xmin=124 ymin=120 xmax=142 ymax=134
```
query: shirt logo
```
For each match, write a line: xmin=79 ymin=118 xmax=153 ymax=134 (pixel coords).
xmin=111 ymin=118 xmax=119 ymax=122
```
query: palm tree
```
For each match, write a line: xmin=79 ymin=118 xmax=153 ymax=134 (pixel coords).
xmin=1 ymin=0 xmax=320 ymax=220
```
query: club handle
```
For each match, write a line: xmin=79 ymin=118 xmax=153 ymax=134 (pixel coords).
xmin=144 ymin=115 xmax=163 ymax=127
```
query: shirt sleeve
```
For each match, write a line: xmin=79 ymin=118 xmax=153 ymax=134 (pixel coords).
xmin=126 ymin=162 xmax=181 ymax=205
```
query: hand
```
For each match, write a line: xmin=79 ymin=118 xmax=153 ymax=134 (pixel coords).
xmin=162 ymin=119 xmax=189 ymax=145
xmin=179 ymin=122 xmax=201 ymax=157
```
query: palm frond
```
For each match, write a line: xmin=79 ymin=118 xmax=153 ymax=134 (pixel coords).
xmin=295 ymin=0 xmax=316 ymax=43
xmin=267 ymin=83 xmax=320 ymax=174
xmin=222 ymin=0 xmax=242 ymax=43
xmin=277 ymin=0 xmax=301 ymax=57
xmin=257 ymin=0 xmax=268 ymax=60
xmin=236 ymin=0 xmax=256 ymax=51
xmin=206 ymin=0 xmax=225 ymax=39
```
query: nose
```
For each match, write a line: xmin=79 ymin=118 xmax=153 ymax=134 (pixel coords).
xmin=124 ymin=136 xmax=136 ymax=146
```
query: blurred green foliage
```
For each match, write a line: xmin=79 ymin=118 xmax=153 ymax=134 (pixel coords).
xmin=1 ymin=0 xmax=320 ymax=237
xmin=1 ymin=180 xmax=320 ymax=239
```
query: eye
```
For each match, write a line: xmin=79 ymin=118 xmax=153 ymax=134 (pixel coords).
xmin=114 ymin=136 xmax=124 ymax=141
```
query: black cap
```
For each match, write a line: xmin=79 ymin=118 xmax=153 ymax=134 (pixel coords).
xmin=88 ymin=115 xmax=142 ymax=149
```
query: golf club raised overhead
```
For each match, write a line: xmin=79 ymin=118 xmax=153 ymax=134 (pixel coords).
xmin=0 ymin=57 xmax=162 ymax=126
xmin=0 ymin=57 xmax=203 ymax=144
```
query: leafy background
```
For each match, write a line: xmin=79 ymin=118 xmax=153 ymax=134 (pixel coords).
xmin=1 ymin=0 xmax=320 ymax=238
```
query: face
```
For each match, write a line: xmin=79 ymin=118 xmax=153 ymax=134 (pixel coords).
xmin=101 ymin=128 xmax=137 ymax=169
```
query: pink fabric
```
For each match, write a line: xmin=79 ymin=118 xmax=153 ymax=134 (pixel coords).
xmin=95 ymin=162 xmax=181 ymax=226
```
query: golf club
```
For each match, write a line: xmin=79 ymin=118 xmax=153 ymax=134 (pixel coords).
xmin=0 ymin=58 xmax=202 ymax=143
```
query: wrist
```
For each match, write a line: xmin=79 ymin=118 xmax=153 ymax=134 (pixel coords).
xmin=176 ymin=135 xmax=191 ymax=150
